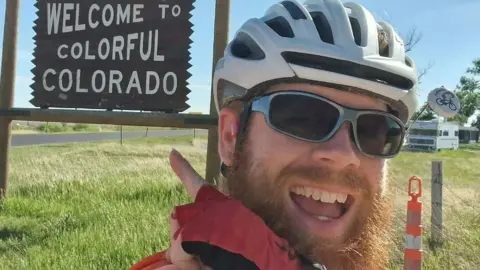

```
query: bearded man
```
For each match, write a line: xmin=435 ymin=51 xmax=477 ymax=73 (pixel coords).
xmin=131 ymin=0 xmax=418 ymax=269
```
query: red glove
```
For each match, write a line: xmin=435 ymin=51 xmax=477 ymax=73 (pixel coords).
xmin=173 ymin=184 xmax=305 ymax=270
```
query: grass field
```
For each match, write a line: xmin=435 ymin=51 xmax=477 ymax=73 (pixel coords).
xmin=1 ymin=136 xmax=479 ymax=269
xmin=12 ymin=122 xmax=175 ymax=134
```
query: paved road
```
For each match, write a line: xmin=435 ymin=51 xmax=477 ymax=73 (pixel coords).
xmin=11 ymin=129 xmax=209 ymax=147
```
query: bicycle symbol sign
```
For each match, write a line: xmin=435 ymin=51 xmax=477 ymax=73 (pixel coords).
xmin=435 ymin=91 xmax=458 ymax=112
xmin=427 ymin=86 xmax=461 ymax=118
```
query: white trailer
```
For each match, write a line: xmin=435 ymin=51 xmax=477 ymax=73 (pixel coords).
xmin=406 ymin=120 xmax=459 ymax=151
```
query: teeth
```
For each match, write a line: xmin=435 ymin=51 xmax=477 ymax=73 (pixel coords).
xmin=305 ymin=187 xmax=313 ymax=197
xmin=320 ymin=191 xmax=332 ymax=203
xmin=315 ymin=216 xmax=332 ymax=221
xmin=292 ymin=186 xmax=348 ymax=204
xmin=336 ymin=193 xmax=348 ymax=203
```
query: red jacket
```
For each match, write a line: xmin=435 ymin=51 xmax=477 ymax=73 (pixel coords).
xmin=129 ymin=185 xmax=306 ymax=270
xmin=130 ymin=250 xmax=170 ymax=270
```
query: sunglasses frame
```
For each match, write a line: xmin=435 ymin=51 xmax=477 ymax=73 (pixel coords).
xmin=250 ymin=90 xmax=406 ymax=159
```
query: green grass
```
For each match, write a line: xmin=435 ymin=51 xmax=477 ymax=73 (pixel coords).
xmin=12 ymin=123 xmax=177 ymax=135
xmin=390 ymin=148 xmax=480 ymax=186
xmin=1 ymin=139 xmax=479 ymax=269
xmin=387 ymin=147 xmax=480 ymax=270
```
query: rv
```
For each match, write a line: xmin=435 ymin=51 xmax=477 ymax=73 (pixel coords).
xmin=406 ymin=120 xmax=459 ymax=151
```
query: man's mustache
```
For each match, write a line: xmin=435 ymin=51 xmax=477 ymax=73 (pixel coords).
xmin=278 ymin=164 xmax=371 ymax=195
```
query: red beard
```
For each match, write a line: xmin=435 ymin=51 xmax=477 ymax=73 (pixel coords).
xmin=223 ymin=135 xmax=394 ymax=270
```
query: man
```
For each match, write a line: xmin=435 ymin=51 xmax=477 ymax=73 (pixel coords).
xmin=132 ymin=0 xmax=418 ymax=269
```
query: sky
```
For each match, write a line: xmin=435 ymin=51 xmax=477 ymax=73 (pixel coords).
xmin=1 ymin=0 xmax=479 ymax=123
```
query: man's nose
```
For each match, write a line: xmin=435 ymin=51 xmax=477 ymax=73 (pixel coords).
xmin=310 ymin=122 xmax=361 ymax=170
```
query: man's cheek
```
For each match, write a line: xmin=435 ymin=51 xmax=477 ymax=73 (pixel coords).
xmin=361 ymin=160 xmax=386 ymax=193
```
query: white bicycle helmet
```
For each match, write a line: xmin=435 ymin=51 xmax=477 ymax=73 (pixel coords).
xmin=213 ymin=0 xmax=419 ymax=124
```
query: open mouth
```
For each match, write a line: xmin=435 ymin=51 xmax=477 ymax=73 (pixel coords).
xmin=289 ymin=185 xmax=355 ymax=222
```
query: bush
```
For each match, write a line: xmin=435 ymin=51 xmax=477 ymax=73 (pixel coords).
xmin=34 ymin=123 xmax=102 ymax=133
xmin=72 ymin=124 xmax=88 ymax=131
xmin=36 ymin=123 xmax=70 ymax=133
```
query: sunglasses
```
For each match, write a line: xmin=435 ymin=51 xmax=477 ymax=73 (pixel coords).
xmin=249 ymin=90 xmax=405 ymax=158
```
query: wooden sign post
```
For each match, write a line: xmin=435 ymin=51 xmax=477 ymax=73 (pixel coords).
xmin=0 ymin=0 xmax=20 ymax=198
xmin=206 ymin=0 xmax=230 ymax=185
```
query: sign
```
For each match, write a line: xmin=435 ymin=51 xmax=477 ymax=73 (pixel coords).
xmin=427 ymin=86 xmax=461 ymax=118
xmin=30 ymin=0 xmax=194 ymax=112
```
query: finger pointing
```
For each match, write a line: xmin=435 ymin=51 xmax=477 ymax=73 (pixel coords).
xmin=169 ymin=149 xmax=207 ymax=199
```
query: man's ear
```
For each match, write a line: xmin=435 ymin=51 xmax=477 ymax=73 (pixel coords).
xmin=218 ymin=107 xmax=239 ymax=168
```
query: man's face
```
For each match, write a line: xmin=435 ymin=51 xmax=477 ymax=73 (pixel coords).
xmin=218 ymin=83 xmax=394 ymax=270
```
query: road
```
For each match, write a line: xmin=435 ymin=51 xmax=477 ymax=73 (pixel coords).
xmin=11 ymin=129 xmax=208 ymax=147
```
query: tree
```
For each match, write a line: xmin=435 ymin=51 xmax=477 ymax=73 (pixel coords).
xmin=471 ymin=114 xmax=480 ymax=130
xmin=411 ymin=102 xmax=437 ymax=121
xmin=402 ymin=26 xmax=434 ymax=85
xmin=446 ymin=58 xmax=480 ymax=125
xmin=472 ymin=114 xmax=480 ymax=142
xmin=447 ymin=113 xmax=469 ymax=126
xmin=404 ymin=27 xmax=422 ymax=53
xmin=398 ymin=26 xmax=436 ymax=123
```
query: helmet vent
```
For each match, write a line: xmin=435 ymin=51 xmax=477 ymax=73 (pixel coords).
xmin=265 ymin=16 xmax=295 ymax=38
xmin=280 ymin=1 xmax=307 ymax=20
xmin=281 ymin=51 xmax=414 ymax=90
xmin=378 ymin=29 xmax=390 ymax=57
xmin=348 ymin=17 xmax=363 ymax=46
xmin=230 ymin=32 xmax=266 ymax=60
xmin=310 ymin=12 xmax=334 ymax=44
xmin=405 ymin=57 xmax=413 ymax=67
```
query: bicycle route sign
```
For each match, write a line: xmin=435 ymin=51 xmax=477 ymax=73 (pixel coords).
xmin=427 ymin=86 xmax=461 ymax=118
xmin=30 ymin=0 xmax=194 ymax=112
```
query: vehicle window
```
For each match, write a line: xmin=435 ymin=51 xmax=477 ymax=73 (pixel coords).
xmin=409 ymin=129 xmax=438 ymax=136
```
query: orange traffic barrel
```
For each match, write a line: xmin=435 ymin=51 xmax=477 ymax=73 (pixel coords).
xmin=404 ymin=176 xmax=423 ymax=270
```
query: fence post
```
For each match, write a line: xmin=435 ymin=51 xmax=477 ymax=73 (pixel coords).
xmin=120 ymin=125 xmax=123 ymax=145
xmin=431 ymin=160 xmax=443 ymax=249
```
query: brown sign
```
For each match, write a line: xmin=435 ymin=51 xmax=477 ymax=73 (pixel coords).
xmin=30 ymin=0 xmax=194 ymax=112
